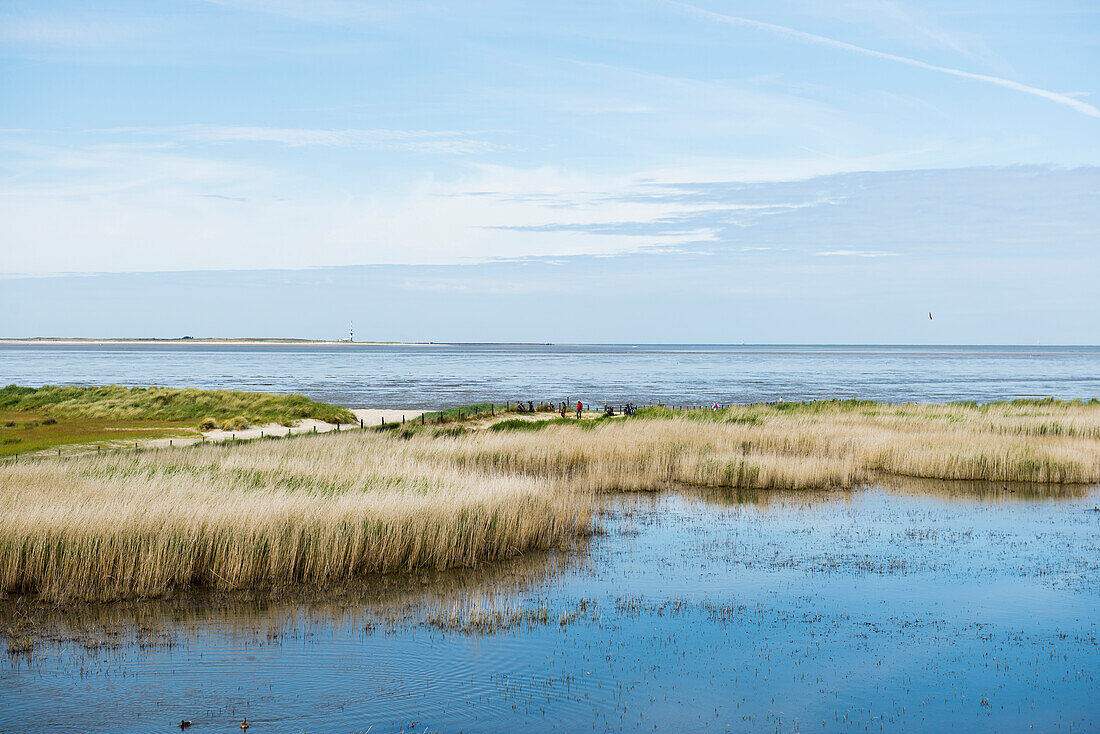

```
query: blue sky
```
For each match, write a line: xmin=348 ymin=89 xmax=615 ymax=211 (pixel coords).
xmin=1 ymin=1 xmax=1098 ymax=342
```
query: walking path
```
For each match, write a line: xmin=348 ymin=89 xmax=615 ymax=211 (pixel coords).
xmin=143 ymin=409 xmax=425 ymax=449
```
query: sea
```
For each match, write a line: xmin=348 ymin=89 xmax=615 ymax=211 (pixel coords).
xmin=2 ymin=343 xmax=1098 ymax=407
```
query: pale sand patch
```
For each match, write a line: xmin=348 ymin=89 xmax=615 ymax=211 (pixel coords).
xmin=139 ymin=410 xmax=424 ymax=450
xmin=352 ymin=409 xmax=424 ymax=426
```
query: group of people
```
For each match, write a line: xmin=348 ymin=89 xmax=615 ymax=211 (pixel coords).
xmin=558 ymin=400 xmax=583 ymax=418
xmin=515 ymin=400 xmax=640 ymax=418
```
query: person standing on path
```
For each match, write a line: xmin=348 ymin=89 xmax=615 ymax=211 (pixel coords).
xmin=576 ymin=400 xmax=583 ymax=419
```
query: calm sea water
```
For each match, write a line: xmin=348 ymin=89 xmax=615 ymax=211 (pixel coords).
xmin=2 ymin=343 xmax=1099 ymax=407
xmin=3 ymin=482 xmax=1098 ymax=732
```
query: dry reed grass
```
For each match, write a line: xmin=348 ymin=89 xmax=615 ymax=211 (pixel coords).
xmin=3 ymin=399 xmax=1098 ymax=601
xmin=0 ymin=434 xmax=591 ymax=602
xmin=408 ymin=400 xmax=1100 ymax=489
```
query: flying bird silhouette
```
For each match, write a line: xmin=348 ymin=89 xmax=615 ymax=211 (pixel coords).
xmin=928 ymin=312 xmax=933 ymax=321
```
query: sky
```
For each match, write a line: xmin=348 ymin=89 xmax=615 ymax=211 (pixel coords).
xmin=1 ymin=0 xmax=1098 ymax=342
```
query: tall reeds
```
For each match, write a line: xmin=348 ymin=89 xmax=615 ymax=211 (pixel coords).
xmin=0 ymin=435 xmax=591 ymax=601
xmin=2 ymin=399 xmax=1098 ymax=601
xmin=410 ymin=401 xmax=1100 ymax=489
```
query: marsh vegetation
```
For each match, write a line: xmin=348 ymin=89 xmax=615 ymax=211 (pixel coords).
xmin=1 ymin=399 xmax=1099 ymax=601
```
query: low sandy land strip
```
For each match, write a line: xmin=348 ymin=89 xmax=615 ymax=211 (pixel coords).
xmin=0 ymin=339 xmax=443 ymax=347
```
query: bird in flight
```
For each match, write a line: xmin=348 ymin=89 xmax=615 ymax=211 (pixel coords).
xmin=928 ymin=312 xmax=933 ymax=321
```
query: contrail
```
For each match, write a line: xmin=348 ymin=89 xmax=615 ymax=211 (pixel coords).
xmin=667 ymin=0 xmax=1100 ymax=120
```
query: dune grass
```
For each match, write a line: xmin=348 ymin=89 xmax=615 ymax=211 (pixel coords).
xmin=0 ymin=385 xmax=356 ymax=456
xmin=0 ymin=385 xmax=355 ymax=426
xmin=2 ymin=398 xmax=1098 ymax=602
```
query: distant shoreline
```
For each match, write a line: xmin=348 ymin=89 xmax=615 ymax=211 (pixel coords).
xmin=1 ymin=339 xmax=1096 ymax=349
xmin=0 ymin=338 xmax=443 ymax=347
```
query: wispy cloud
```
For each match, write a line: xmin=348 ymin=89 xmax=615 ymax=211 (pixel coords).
xmin=108 ymin=125 xmax=507 ymax=155
xmin=814 ymin=249 xmax=899 ymax=258
xmin=835 ymin=0 xmax=993 ymax=63
xmin=199 ymin=0 xmax=408 ymax=24
xmin=666 ymin=1 xmax=1100 ymax=120
xmin=0 ymin=13 xmax=157 ymax=48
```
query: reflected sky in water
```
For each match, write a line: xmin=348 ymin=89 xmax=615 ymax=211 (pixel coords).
xmin=3 ymin=481 xmax=1098 ymax=732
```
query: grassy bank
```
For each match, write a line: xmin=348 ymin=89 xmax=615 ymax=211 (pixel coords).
xmin=0 ymin=410 xmax=197 ymax=457
xmin=0 ymin=385 xmax=356 ymax=456
xmin=0 ymin=385 xmax=356 ymax=425
xmin=2 ymin=398 xmax=1098 ymax=601
xmin=419 ymin=403 xmax=510 ymax=423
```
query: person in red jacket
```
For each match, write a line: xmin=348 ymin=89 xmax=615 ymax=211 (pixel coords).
xmin=576 ymin=400 xmax=583 ymax=419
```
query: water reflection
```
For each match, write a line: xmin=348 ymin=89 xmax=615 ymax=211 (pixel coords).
xmin=0 ymin=543 xmax=586 ymax=654
xmin=3 ymin=483 xmax=1098 ymax=733
xmin=877 ymin=474 xmax=1095 ymax=502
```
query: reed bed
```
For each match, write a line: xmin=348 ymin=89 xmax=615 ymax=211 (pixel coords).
xmin=410 ymin=400 xmax=1100 ymax=489
xmin=0 ymin=435 xmax=591 ymax=602
xmin=2 ymin=399 xmax=1098 ymax=601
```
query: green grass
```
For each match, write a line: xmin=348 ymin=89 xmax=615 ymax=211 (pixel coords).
xmin=420 ymin=403 xmax=512 ymax=423
xmin=0 ymin=409 xmax=197 ymax=457
xmin=489 ymin=416 xmax=615 ymax=432
xmin=0 ymin=385 xmax=356 ymax=456
xmin=0 ymin=385 xmax=355 ymax=426
xmin=489 ymin=418 xmax=552 ymax=432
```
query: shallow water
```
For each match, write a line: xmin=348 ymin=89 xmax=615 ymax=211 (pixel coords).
xmin=4 ymin=482 xmax=1098 ymax=732
xmin=3 ymin=343 xmax=1099 ymax=408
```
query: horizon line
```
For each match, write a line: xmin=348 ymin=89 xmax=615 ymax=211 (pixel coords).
xmin=1 ymin=338 xmax=1096 ymax=349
